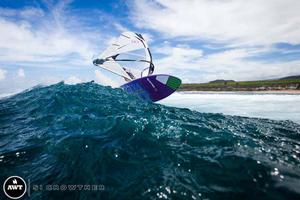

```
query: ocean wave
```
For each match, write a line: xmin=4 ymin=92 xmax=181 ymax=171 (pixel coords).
xmin=0 ymin=82 xmax=299 ymax=199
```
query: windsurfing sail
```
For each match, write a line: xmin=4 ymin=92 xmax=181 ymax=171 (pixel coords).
xmin=93 ymin=32 xmax=154 ymax=81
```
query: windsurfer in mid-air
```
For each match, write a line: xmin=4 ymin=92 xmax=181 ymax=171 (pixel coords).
xmin=92 ymin=31 xmax=153 ymax=83
xmin=92 ymin=31 xmax=181 ymax=102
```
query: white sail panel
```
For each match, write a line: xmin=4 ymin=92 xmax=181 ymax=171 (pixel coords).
xmin=100 ymin=32 xmax=148 ymax=59
xmin=99 ymin=61 xmax=132 ymax=80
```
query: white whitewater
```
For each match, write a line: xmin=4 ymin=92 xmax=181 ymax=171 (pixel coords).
xmin=160 ymin=92 xmax=300 ymax=124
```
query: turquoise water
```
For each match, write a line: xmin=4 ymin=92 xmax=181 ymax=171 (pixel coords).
xmin=0 ymin=82 xmax=300 ymax=199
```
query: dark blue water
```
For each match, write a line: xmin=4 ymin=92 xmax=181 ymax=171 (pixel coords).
xmin=0 ymin=82 xmax=300 ymax=200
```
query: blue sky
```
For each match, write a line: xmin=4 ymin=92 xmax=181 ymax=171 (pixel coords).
xmin=0 ymin=0 xmax=300 ymax=94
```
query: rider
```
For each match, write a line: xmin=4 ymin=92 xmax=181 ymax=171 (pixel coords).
xmin=123 ymin=67 xmax=135 ymax=82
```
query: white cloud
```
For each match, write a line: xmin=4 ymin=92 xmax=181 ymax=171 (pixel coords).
xmin=130 ymin=0 xmax=300 ymax=82
xmin=155 ymin=45 xmax=203 ymax=64
xmin=19 ymin=8 xmax=45 ymax=18
xmin=154 ymin=44 xmax=300 ymax=82
xmin=131 ymin=0 xmax=300 ymax=45
xmin=17 ymin=68 xmax=25 ymax=78
xmin=0 ymin=7 xmax=44 ymax=18
xmin=39 ymin=76 xmax=62 ymax=86
xmin=65 ymin=75 xmax=82 ymax=85
xmin=0 ymin=68 xmax=7 ymax=81
xmin=0 ymin=2 xmax=101 ymax=67
xmin=94 ymin=70 xmax=119 ymax=87
xmin=0 ymin=18 xmax=92 ymax=65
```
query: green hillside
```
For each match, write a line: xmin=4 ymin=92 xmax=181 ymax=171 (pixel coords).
xmin=179 ymin=77 xmax=300 ymax=91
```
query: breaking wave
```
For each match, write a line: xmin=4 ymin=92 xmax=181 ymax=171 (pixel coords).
xmin=0 ymin=82 xmax=299 ymax=199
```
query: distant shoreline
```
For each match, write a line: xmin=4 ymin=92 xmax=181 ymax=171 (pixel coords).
xmin=179 ymin=78 xmax=300 ymax=93
xmin=178 ymin=90 xmax=300 ymax=94
xmin=250 ymin=90 xmax=300 ymax=94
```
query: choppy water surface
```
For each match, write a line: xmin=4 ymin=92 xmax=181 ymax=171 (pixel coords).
xmin=0 ymin=83 xmax=300 ymax=200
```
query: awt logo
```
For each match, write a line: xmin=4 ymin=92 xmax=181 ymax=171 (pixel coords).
xmin=3 ymin=176 xmax=27 ymax=199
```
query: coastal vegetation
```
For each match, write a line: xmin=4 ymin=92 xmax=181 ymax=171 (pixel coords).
xmin=179 ymin=76 xmax=300 ymax=91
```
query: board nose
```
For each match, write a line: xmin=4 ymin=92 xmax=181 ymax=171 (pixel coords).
xmin=166 ymin=76 xmax=182 ymax=90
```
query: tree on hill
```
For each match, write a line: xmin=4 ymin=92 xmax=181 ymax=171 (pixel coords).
xmin=209 ymin=79 xmax=235 ymax=85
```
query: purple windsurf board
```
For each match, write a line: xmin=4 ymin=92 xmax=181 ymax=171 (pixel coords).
xmin=121 ymin=74 xmax=181 ymax=102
